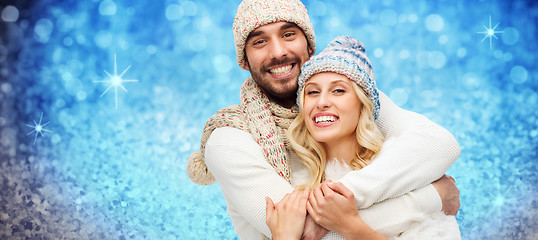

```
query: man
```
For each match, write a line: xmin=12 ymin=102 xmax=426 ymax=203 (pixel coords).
xmin=187 ymin=0 xmax=461 ymax=239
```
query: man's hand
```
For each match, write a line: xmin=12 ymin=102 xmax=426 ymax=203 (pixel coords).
xmin=432 ymin=174 xmax=460 ymax=215
xmin=266 ymin=190 xmax=309 ymax=240
xmin=301 ymin=214 xmax=328 ymax=240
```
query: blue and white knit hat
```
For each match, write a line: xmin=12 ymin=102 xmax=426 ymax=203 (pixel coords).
xmin=297 ymin=36 xmax=380 ymax=120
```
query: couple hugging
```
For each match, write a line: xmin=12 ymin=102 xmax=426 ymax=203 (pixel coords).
xmin=187 ymin=0 xmax=461 ymax=239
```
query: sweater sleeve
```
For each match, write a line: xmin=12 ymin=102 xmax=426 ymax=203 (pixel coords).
xmin=338 ymin=90 xmax=461 ymax=209
xmin=205 ymin=127 xmax=294 ymax=238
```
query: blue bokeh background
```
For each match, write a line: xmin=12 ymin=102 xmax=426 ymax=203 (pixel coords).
xmin=1 ymin=0 xmax=537 ymax=239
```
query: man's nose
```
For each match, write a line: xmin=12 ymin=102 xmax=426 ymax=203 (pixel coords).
xmin=268 ymin=38 xmax=288 ymax=59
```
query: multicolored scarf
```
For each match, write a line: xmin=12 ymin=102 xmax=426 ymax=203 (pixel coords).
xmin=187 ymin=76 xmax=298 ymax=185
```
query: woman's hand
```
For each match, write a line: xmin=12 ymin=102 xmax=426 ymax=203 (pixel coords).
xmin=266 ymin=190 xmax=309 ymax=240
xmin=307 ymin=181 xmax=387 ymax=240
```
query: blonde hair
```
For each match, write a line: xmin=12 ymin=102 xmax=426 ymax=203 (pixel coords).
xmin=288 ymin=81 xmax=385 ymax=190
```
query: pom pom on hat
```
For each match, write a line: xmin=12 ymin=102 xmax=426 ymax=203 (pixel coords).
xmin=233 ymin=0 xmax=316 ymax=70
xmin=297 ymin=36 xmax=380 ymax=120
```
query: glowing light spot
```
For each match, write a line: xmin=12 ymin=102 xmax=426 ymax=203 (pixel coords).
xmin=34 ymin=18 xmax=54 ymax=43
xmin=146 ymin=45 xmax=157 ymax=54
xmin=477 ymin=15 xmax=504 ymax=50
xmin=94 ymin=54 xmax=139 ymax=110
xmin=374 ymin=48 xmax=384 ymax=58
xmin=438 ymin=35 xmax=448 ymax=44
xmin=510 ymin=65 xmax=528 ymax=84
xmin=457 ymin=47 xmax=467 ymax=58
xmin=428 ymin=51 xmax=446 ymax=69
xmin=399 ymin=49 xmax=410 ymax=59
xmin=380 ymin=9 xmax=398 ymax=26
xmin=390 ymin=88 xmax=409 ymax=106
xmin=189 ymin=34 xmax=207 ymax=52
xmin=1 ymin=5 xmax=19 ymax=22
xmin=425 ymin=14 xmax=444 ymax=32
xmin=408 ymin=14 xmax=418 ymax=23
xmin=502 ymin=27 xmax=519 ymax=45
xmin=213 ymin=54 xmax=232 ymax=73
xmin=25 ymin=112 xmax=52 ymax=145
xmin=181 ymin=1 xmax=198 ymax=16
xmin=166 ymin=4 xmax=183 ymax=21
xmin=99 ymin=0 xmax=117 ymax=16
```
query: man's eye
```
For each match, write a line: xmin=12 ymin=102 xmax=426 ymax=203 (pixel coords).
xmin=253 ymin=39 xmax=266 ymax=45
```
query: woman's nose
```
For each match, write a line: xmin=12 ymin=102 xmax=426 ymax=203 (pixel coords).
xmin=316 ymin=93 xmax=331 ymax=109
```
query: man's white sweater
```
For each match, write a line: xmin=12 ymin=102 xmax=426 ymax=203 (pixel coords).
xmin=204 ymin=91 xmax=461 ymax=239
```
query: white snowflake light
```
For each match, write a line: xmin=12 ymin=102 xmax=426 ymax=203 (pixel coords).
xmin=94 ymin=54 xmax=138 ymax=109
xmin=477 ymin=15 xmax=504 ymax=50
xmin=26 ymin=112 xmax=52 ymax=145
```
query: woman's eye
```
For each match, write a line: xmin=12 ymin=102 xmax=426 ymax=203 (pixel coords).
xmin=307 ymin=90 xmax=319 ymax=95
xmin=334 ymin=89 xmax=345 ymax=94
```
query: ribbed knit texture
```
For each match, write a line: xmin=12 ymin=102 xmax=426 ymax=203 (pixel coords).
xmin=233 ymin=0 xmax=316 ymax=69
xmin=187 ymin=77 xmax=298 ymax=185
xmin=298 ymin=36 xmax=380 ymax=119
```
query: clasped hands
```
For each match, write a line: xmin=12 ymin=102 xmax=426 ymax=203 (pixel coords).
xmin=266 ymin=180 xmax=363 ymax=240
xmin=266 ymin=175 xmax=460 ymax=240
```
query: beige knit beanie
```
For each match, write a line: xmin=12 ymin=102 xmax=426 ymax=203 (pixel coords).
xmin=233 ymin=0 xmax=316 ymax=70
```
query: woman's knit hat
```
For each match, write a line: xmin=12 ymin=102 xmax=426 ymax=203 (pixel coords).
xmin=297 ymin=36 xmax=380 ymax=120
xmin=233 ymin=0 xmax=316 ymax=70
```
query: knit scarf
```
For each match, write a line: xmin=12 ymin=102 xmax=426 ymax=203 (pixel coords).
xmin=187 ymin=76 xmax=298 ymax=185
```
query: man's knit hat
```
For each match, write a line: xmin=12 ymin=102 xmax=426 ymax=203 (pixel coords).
xmin=297 ymin=36 xmax=380 ymax=120
xmin=233 ymin=0 xmax=316 ymax=70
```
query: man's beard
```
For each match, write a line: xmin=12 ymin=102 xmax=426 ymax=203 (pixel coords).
xmin=248 ymin=56 xmax=301 ymax=107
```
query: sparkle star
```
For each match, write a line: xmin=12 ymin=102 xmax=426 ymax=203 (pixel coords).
xmin=477 ymin=15 xmax=504 ymax=50
xmin=94 ymin=54 xmax=138 ymax=109
xmin=26 ymin=112 xmax=52 ymax=145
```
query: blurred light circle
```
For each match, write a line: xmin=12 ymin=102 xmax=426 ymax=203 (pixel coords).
xmin=380 ymin=9 xmax=398 ymax=26
xmin=503 ymin=52 xmax=513 ymax=62
xmin=493 ymin=50 xmax=503 ymax=59
xmin=438 ymin=35 xmax=448 ymax=44
xmin=94 ymin=31 xmax=112 ymax=48
xmin=189 ymin=34 xmax=207 ymax=52
xmin=399 ymin=49 xmax=410 ymax=59
xmin=213 ymin=54 xmax=232 ymax=73
xmin=99 ymin=0 xmax=117 ymax=16
xmin=425 ymin=14 xmax=444 ymax=32
xmin=408 ymin=14 xmax=418 ymax=23
xmin=374 ymin=48 xmax=384 ymax=58
xmin=2 ymin=5 xmax=19 ymax=22
xmin=181 ymin=1 xmax=198 ymax=16
xmin=398 ymin=14 xmax=407 ymax=23
xmin=146 ymin=45 xmax=157 ymax=54
xmin=502 ymin=27 xmax=519 ymax=45
xmin=166 ymin=4 xmax=183 ymax=21
xmin=428 ymin=51 xmax=446 ymax=69
xmin=34 ymin=18 xmax=54 ymax=39
xmin=63 ymin=37 xmax=73 ymax=46
xmin=457 ymin=47 xmax=467 ymax=58
xmin=510 ymin=65 xmax=528 ymax=84
xmin=390 ymin=88 xmax=409 ymax=106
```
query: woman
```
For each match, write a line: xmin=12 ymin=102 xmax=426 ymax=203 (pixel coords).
xmin=266 ymin=36 xmax=460 ymax=239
